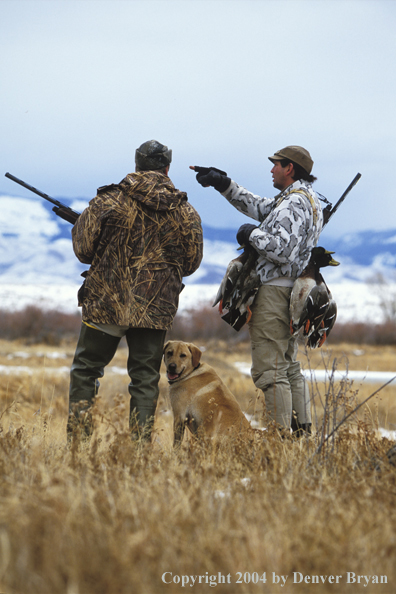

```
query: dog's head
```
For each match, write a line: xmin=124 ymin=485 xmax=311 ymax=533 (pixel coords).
xmin=163 ymin=340 xmax=202 ymax=383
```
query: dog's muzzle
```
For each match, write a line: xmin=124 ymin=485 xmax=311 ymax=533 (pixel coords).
xmin=166 ymin=364 xmax=184 ymax=383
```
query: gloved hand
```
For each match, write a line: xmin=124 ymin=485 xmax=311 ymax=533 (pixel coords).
xmin=190 ymin=166 xmax=231 ymax=193
xmin=236 ymin=223 xmax=258 ymax=247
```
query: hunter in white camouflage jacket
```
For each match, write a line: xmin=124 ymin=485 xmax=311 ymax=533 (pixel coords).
xmin=192 ymin=145 xmax=323 ymax=437
xmin=221 ymin=179 xmax=323 ymax=284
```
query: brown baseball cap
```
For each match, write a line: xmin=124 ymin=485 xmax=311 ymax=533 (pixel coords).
xmin=268 ymin=145 xmax=313 ymax=174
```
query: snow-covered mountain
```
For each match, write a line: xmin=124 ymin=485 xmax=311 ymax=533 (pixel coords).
xmin=196 ymin=226 xmax=396 ymax=286
xmin=0 ymin=194 xmax=86 ymax=284
xmin=1 ymin=193 xmax=396 ymax=285
xmin=1 ymin=193 xmax=396 ymax=323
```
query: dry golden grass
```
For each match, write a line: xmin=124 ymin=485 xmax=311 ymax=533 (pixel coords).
xmin=0 ymin=338 xmax=395 ymax=594
xmin=303 ymin=341 xmax=396 ymax=373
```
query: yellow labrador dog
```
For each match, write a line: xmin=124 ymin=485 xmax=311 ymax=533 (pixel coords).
xmin=163 ymin=340 xmax=251 ymax=444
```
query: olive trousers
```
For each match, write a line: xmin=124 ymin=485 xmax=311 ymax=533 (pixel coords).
xmin=248 ymin=285 xmax=311 ymax=429
xmin=68 ymin=323 xmax=166 ymax=438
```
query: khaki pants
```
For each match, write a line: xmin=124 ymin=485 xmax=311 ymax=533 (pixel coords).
xmin=248 ymin=285 xmax=311 ymax=428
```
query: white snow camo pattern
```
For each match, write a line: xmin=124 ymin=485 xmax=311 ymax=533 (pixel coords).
xmin=222 ymin=179 xmax=323 ymax=283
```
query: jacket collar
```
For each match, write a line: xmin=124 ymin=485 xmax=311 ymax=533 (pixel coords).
xmin=275 ymin=179 xmax=311 ymax=200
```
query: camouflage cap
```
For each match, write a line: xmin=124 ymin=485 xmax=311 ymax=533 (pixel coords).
xmin=135 ymin=140 xmax=172 ymax=171
xmin=268 ymin=145 xmax=313 ymax=174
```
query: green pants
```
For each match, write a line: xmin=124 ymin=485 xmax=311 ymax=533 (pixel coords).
xmin=248 ymin=285 xmax=311 ymax=429
xmin=69 ymin=323 xmax=166 ymax=435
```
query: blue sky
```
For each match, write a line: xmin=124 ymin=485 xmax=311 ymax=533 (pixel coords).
xmin=1 ymin=0 xmax=395 ymax=238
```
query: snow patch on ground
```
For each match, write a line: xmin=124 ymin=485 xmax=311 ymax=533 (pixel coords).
xmin=235 ymin=362 xmax=396 ymax=386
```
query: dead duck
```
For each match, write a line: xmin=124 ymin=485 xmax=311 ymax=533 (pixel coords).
xmin=290 ymin=247 xmax=339 ymax=344
xmin=306 ymin=291 xmax=337 ymax=348
xmin=213 ymin=246 xmax=260 ymax=331
xmin=213 ymin=249 xmax=248 ymax=312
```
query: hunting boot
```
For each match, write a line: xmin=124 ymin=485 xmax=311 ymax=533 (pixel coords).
xmin=129 ymin=412 xmax=155 ymax=443
xmin=291 ymin=414 xmax=312 ymax=439
xmin=67 ymin=401 xmax=94 ymax=442
xmin=68 ymin=323 xmax=121 ymax=441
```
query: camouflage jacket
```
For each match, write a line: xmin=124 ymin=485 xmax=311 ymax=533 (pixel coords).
xmin=222 ymin=180 xmax=323 ymax=284
xmin=72 ymin=171 xmax=203 ymax=330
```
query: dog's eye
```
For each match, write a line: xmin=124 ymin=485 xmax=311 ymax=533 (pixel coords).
xmin=180 ymin=353 xmax=187 ymax=358
xmin=167 ymin=351 xmax=173 ymax=357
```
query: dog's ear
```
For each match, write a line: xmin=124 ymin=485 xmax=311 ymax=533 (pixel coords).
xmin=163 ymin=341 xmax=171 ymax=355
xmin=188 ymin=343 xmax=202 ymax=368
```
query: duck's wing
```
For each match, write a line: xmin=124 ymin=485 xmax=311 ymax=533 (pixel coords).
xmin=221 ymin=308 xmax=248 ymax=331
xmin=216 ymin=251 xmax=260 ymax=331
xmin=290 ymin=280 xmax=330 ymax=336
xmin=212 ymin=256 xmax=244 ymax=308
xmin=307 ymin=296 xmax=337 ymax=348
xmin=213 ymin=247 xmax=256 ymax=308
xmin=322 ymin=296 xmax=337 ymax=338
xmin=221 ymin=270 xmax=260 ymax=330
xmin=307 ymin=325 xmax=325 ymax=349
xmin=290 ymin=282 xmax=330 ymax=339
xmin=304 ymin=283 xmax=331 ymax=337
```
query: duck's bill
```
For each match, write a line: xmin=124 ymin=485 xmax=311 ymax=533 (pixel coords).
xmin=329 ymin=258 xmax=340 ymax=266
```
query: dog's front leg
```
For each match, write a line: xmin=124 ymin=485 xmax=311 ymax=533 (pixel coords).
xmin=173 ymin=418 xmax=186 ymax=446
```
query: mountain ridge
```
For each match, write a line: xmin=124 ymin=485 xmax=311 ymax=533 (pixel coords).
xmin=0 ymin=194 xmax=395 ymax=286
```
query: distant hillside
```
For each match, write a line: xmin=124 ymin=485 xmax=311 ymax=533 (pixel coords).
xmin=199 ymin=225 xmax=396 ymax=285
xmin=0 ymin=193 xmax=395 ymax=285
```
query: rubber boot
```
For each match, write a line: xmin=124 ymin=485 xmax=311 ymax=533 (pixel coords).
xmin=291 ymin=415 xmax=312 ymax=439
xmin=68 ymin=323 xmax=120 ymax=441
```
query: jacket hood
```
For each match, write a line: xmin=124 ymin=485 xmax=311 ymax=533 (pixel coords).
xmin=119 ymin=171 xmax=187 ymax=211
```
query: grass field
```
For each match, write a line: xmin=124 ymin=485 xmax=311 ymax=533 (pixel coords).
xmin=0 ymin=338 xmax=395 ymax=594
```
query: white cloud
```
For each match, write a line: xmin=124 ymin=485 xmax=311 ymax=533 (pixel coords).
xmin=1 ymin=0 xmax=396 ymax=236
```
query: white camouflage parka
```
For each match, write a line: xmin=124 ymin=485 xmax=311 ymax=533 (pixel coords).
xmin=222 ymin=179 xmax=323 ymax=284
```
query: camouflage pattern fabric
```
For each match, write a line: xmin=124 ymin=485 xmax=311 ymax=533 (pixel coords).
xmin=222 ymin=180 xmax=323 ymax=284
xmin=72 ymin=171 xmax=203 ymax=330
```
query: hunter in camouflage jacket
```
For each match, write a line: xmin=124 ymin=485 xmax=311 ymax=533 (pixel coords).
xmin=72 ymin=171 xmax=203 ymax=330
xmin=222 ymin=179 xmax=323 ymax=285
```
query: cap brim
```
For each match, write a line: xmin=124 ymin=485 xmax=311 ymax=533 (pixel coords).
xmin=268 ymin=154 xmax=283 ymax=164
